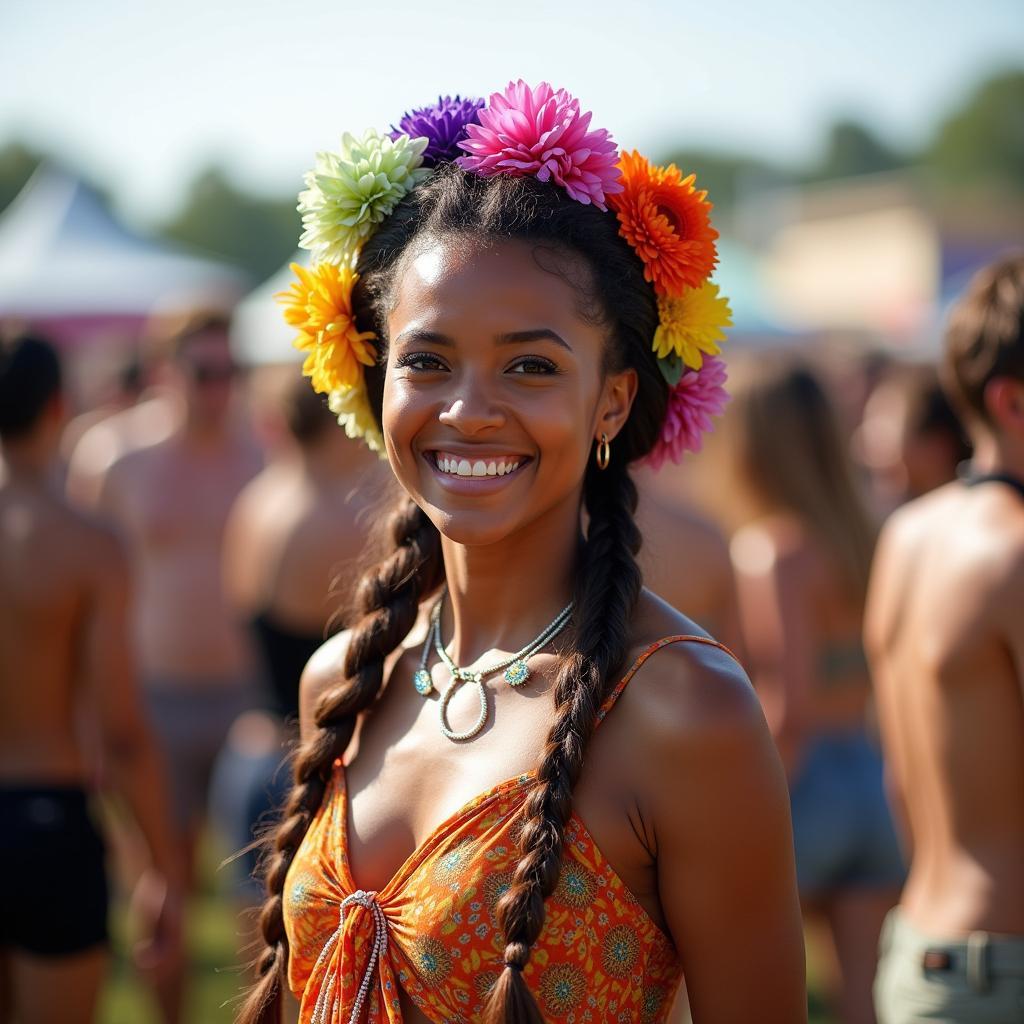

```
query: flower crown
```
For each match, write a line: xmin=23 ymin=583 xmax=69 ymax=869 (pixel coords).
xmin=277 ymin=82 xmax=731 ymax=467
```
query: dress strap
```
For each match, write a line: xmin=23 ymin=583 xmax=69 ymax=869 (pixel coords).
xmin=595 ymin=634 xmax=740 ymax=728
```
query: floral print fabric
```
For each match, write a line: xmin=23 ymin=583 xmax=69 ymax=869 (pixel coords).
xmin=283 ymin=635 xmax=733 ymax=1022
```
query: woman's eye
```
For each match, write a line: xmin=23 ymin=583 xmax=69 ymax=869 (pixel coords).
xmin=396 ymin=352 xmax=447 ymax=371
xmin=508 ymin=357 xmax=558 ymax=375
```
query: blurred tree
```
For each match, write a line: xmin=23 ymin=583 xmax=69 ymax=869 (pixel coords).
xmin=0 ymin=142 xmax=43 ymax=213
xmin=807 ymin=118 xmax=907 ymax=181
xmin=655 ymin=148 xmax=790 ymax=212
xmin=161 ymin=166 xmax=299 ymax=282
xmin=924 ymin=69 xmax=1024 ymax=194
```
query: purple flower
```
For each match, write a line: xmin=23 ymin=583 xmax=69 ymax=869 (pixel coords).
xmin=457 ymin=80 xmax=622 ymax=210
xmin=391 ymin=95 xmax=485 ymax=167
xmin=643 ymin=356 xmax=730 ymax=470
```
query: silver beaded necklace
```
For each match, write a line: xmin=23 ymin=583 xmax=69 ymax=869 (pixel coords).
xmin=413 ymin=591 xmax=574 ymax=742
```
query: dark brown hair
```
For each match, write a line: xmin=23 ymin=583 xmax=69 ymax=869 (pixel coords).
xmin=237 ymin=166 xmax=667 ymax=1024
xmin=723 ymin=356 xmax=877 ymax=599
xmin=942 ymin=253 xmax=1024 ymax=427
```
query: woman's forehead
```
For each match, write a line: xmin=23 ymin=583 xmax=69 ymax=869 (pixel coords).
xmin=387 ymin=234 xmax=601 ymax=338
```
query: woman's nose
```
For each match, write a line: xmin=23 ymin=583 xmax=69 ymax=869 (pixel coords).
xmin=437 ymin=386 xmax=506 ymax=435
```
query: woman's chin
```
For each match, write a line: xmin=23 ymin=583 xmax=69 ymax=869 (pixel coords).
xmin=425 ymin=507 xmax=524 ymax=549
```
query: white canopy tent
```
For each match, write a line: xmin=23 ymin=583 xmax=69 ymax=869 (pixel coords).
xmin=230 ymin=251 xmax=305 ymax=366
xmin=0 ymin=164 xmax=247 ymax=334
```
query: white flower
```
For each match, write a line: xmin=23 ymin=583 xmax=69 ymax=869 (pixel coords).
xmin=327 ymin=384 xmax=385 ymax=456
xmin=298 ymin=130 xmax=429 ymax=265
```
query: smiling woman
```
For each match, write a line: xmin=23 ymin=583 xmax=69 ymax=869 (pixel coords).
xmin=241 ymin=84 xmax=806 ymax=1024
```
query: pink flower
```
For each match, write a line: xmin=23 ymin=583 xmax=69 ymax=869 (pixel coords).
xmin=456 ymin=80 xmax=623 ymax=210
xmin=644 ymin=356 xmax=730 ymax=470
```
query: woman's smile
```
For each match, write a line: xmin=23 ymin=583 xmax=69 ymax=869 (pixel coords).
xmin=424 ymin=448 xmax=533 ymax=493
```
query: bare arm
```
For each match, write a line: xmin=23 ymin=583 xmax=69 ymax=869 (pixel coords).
xmin=650 ymin=646 xmax=807 ymax=1022
xmin=731 ymin=526 xmax=817 ymax=777
xmin=84 ymin=530 xmax=183 ymax=895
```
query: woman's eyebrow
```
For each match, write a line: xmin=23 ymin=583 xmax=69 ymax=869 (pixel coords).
xmin=496 ymin=329 xmax=572 ymax=352
xmin=393 ymin=329 xmax=454 ymax=347
xmin=393 ymin=328 xmax=573 ymax=352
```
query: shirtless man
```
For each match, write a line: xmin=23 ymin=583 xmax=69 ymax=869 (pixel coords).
xmin=76 ymin=311 xmax=262 ymax=1021
xmin=0 ymin=333 xmax=182 ymax=1024
xmin=865 ymin=254 xmax=1024 ymax=1022
xmin=65 ymin=374 xmax=178 ymax=509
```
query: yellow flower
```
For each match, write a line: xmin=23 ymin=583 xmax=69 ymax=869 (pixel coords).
xmin=652 ymin=282 xmax=732 ymax=370
xmin=276 ymin=262 xmax=377 ymax=394
xmin=328 ymin=385 xmax=385 ymax=456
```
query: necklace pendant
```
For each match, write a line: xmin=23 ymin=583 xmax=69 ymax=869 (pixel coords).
xmin=439 ymin=675 xmax=489 ymax=742
xmin=504 ymin=660 xmax=530 ymax=687
xmin=413 ymin=668 xmax=434 ymax=696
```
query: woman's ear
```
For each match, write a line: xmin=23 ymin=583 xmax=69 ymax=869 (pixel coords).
xmin=595 ymin=367 xmax=639 ymax=442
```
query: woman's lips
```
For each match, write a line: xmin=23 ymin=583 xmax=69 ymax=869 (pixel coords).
xmin=424 ymin=450 xmax=532 ymax=492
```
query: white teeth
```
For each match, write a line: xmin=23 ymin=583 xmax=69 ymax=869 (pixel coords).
xmin=434 ymin=455 xmax=523 ymax=477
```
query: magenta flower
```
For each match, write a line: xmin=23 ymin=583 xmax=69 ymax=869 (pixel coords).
xmin=456 ymin=80 xmax=623 ymax=210
xmin=643 ymin=356 xmax=730 ymax=470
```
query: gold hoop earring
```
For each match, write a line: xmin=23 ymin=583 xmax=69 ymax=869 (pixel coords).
xmin=596 ymin=432 xmax=611 ymax=470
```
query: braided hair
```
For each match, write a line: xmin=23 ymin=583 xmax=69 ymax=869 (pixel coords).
xmin=238 ymin=166 xmax=667 ymax=1024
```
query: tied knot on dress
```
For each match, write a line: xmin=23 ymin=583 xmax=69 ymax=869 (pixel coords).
xmin=311 ymin=889 xmax=390 ymax=1024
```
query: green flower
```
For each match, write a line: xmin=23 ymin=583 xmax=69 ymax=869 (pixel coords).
xmin=327 ymin=383 xmax=385 ymax=456
xmin=298 ymin=129 xmax=429 ymax=265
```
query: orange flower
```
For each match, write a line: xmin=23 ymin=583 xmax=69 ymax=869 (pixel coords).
xmin=610 ymin=151 xmax=718 ymax=296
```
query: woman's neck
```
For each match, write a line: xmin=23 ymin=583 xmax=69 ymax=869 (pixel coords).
xmin=439 ymin=501 xmax=580 ymax=666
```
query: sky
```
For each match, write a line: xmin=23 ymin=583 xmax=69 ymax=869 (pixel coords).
xmin=1 ymin=0 xmax=1021 ymax=226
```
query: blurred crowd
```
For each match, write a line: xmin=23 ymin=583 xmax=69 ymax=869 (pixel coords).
xmin=1 ymin=252 xmax=1022 ymax=1024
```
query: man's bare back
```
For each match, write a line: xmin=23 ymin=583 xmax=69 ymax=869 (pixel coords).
xmin=866 ymin=478 xmax=1024 ymax=936
xmin=0 ymin=476 xmax=124 ymax=782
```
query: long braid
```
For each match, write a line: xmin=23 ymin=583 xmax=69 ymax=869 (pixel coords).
xmin=237 ymin=497 xmax=442 ymax=1024
xmin=482 ymin=457 xmax=643 ymax=1023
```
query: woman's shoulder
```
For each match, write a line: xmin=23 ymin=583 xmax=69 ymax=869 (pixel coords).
xmin=618 ymin=593 xmax=783 ymax=821
xmin=297 ymin=600 xmax=435 ymax=741
xmin=297 ymin=631 xmax=350 ymax=741
xmin=622 ymin=590 xmax=760 ymax=739
xmin=730 ymin=513 xmax=831 ymax=590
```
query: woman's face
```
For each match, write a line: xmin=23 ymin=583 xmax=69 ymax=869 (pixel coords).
xmin=381 ymin=234 xmax=636 ymax=548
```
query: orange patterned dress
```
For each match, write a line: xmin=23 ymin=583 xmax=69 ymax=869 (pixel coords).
xmin=284 ymin=635 xmax=731 ymax=1023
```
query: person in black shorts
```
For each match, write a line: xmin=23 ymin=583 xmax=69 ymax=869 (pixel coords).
xmin=0 ymin=331 xmax=183 ymax=1024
